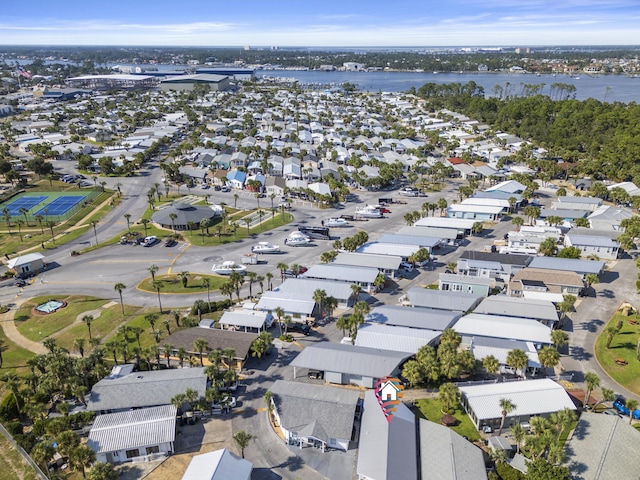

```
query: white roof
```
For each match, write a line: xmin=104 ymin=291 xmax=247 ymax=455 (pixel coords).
xmin=486 ymin=180 xmax=527 ymax=193
xmin=355 ymin=323 xmax=440 ymax=354
xmin=448 ymin=204 xmax=505 ymax=214
xmin=414 ymin=217 xmax=477 ymax=229
xmin=461 ymin=197 xmax=510 ymax=208
xmin=7 ymin=252 xmax=44 ymax=268
xmin=452 ymin=313 xmax=552 ymax=344
xmin=87 ymin=405 xmax=176 ymax=454
xmin=182 ymin=449 xmax=252 ymax=480
xmin=255 ymin=291 xmax=315 ymax=315
xmin=219 ymin=310 xmax=269 ymax=329
xmin=474 ymin=296 xmax=559 ymax=323
xmin=459 ymin=378 xmax=576 ymax=421
xmin=357 ymin=242 xmax=420 ymax=257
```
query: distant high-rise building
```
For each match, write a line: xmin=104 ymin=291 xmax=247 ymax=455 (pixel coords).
xmin=515 ymin=47 xmax=531 ymax=54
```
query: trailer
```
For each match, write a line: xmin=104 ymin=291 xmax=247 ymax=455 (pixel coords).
xmin=241 ymin=253 xmax=259 ymax=265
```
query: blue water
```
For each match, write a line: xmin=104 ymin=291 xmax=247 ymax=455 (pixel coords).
xmin=36 ymin=300 xmax=64 ymax=313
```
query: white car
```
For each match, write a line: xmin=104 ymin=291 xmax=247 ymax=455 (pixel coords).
xmin=399 ymin=262 xmax=414 ymax=272
xmin=212 ymin=396 xmax=236 ymax=411
xmin=142 ymin=236 xmax=159 ymax=247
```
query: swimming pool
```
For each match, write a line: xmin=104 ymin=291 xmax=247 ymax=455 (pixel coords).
xmin=35 ymin=300 xmax=65 ymax=314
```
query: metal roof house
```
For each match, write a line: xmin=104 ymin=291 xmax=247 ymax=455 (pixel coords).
xmin=509 ymin=268 xmax=584 ymax=302
xmin=419 ymin=419 xmax=487 ymax=480
xmin=289 ymin=342 xmax=410 ymax=388
xmin=564 ymin=413 xmax=640 ymax=480
xmin=588 ymin=205 xmax=634 ymax=231
xmin=269 ymin=380 xmax=360 ymax=452
xmin=414 ymin=217 xmax=477 ymax=236
xmin=447 ymin=203 xmax=504 ymax=221
xmin=159 ymin=74 xmax=231 ymax=92
xmin=357 ymin=390 xmax=417 ymax=480
xmin=473 ymin=295 xmax=559 ymax=327
xmin=397 ymin=225 xmax=460 ymax=244
xmin=564 ymin=234 xmax=620 ymax=260
xmin=438 ymin=273 xmax=493 ymax=297
xmin=467 ymin=336 xmax=541 ymax=375
xmin=377 ymin=234 xmax=442 ymax=252
xmin=87 ymin=405 xmax=177 ymax=464
xmin=7 ymin=252 xmax=45 ymax=277
xmin=87 ymin=367 xmax=207 ymax=413
xmin=552 ymin=196 xmax=602 ymax=212
xmin=276 ymin=277 xmax=355 ymax=308
xmin=302 ymin=263 xmax=380 ymax=293
xmin=182 ymin=448 xmax=253 ymax=480
xmin=406 ymin=288 xmax=483 ymax=312
xmin=334 ymin=252 xmax=403 ymax=278
xmin=218 ymin=310 xmax=273 ymax=332
xmin=452 ymin=313 xmax=553 ymax=348
xmin=366 ymin=305 xmax=460 ymax=331
xmin=355 ymin=323 xmax=440 ymax=354
xmin=528 ymin=256 xmax=605 ymax=279
xmin=255 ymin=291 xmax=316 ymax=322
xmin=459 ymin=378 xmax=576 ymax=430
xmin=357 ymin=242 xmax=421 ymax=260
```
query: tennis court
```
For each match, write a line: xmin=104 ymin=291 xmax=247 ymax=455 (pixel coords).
xmin=35 ymin=195 xmax=87 ymax=216
xmin=4 ymin=196 xmax=47 ymax=216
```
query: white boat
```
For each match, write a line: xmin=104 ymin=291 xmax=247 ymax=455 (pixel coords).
xmin=355 ymin=205 xmax=383 ymax=218
xmin=251 ymin=242 xmax=281 ymax=254
xmin=324 ymin=217 xmax=351 ymax=228
xmin=212 ymin=261 xmax=247 ymax=275
xmin=284 ymin=231 xmax=313 ymax=246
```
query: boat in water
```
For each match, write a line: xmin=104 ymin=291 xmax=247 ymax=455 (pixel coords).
xmin=355 ymin=205 xmax=383 ymax=218
xmin=284 ymin=231 xmax=313 ymax=246
xmin=212 ymin=261 xmax=247 ymax=275
xmin=324 ymin=217 xmax=351 ymax=228
xmin=251 ymin=242 xmax=281 ymax=254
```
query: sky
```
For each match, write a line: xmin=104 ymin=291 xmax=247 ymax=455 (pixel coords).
xmin=2 ymin=0 xmax=640 ymax=47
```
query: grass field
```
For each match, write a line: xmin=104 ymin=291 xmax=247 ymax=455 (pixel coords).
xmin=15 ymin=295 xmax=110 ymax=342
xmin=0 ymin=434 xmax=38 ymax=480
xmin=595 ymin=312 xmax=640 ymax=394
xmin=138 ymin=274 xmax=229 ymax=294
xmin=0 ymin=327 xmax=35 ymax=374
xmin=414 ymin=398 xmax=481 ymax=441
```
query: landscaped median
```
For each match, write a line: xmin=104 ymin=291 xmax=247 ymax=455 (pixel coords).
xmin=595 ymin=305 xmax=640 ymax=395
xmin=137 ymin=273 xmax=228 ymax=294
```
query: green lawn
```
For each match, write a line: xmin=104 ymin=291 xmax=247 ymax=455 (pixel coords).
xmin=122 ymin=310 xmax=184 ymax=349
xmin=138 ymin=273 xmax=229 ymax=294
xmin=414 ymin=398 xmax=480 ymax=441
xmin=56 ymin=304 xmax=143 ymax=351
xmin=0 ymin=327 xmax=35 ymax=374
xmin=15 ymin=295 xmax=110 ymax=342
xmin=0 ymin=434 xmax=38 ymax=480
xmin=595 ymin=312 xmax=640 ymax=394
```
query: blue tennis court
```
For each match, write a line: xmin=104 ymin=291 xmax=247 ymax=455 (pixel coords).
xmin=35 ymin=195 xmax=87 ymax=216
xmin=4 ymin=196 xmax=47 ymax=216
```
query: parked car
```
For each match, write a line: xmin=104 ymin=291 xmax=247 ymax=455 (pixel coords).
xmin=308 ymin=370 xmax=324 ymax=379
xmin=284 ymin=322 xmax=311 ymax=335
xmin=164 ymin=238 xmax=177 ymax=247
xmin=284 ymin=266 xmax=308 ymax=277
xmin=220 ymin=186 xmax=230 ymax=192
xmin=142 ymin=236 xmax=159 ymax=247
xmin=211 ymin=396 xmax=237 ymax=411
xmin=398 ymin=187 xmax=419 ymax=197
xmin=15 ymin=279 xmax=27 ymax=287
xmin=200 ymin=184 xmax=210 ymax=189
xmin=399 ymin=261 xmax=414 ymax=272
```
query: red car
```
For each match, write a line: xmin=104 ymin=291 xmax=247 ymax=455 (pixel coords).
xmin=378 ymin=207 xmax=392 ymax=214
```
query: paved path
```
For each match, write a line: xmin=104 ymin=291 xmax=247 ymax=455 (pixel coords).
xmin=0 ymin=298 xmax=48 ymax=355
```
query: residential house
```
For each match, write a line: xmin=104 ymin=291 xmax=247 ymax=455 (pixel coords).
xmin=564 ymin=234 xmax=620 ymax=260
xmin=334 ymin=252 xmax=403 ymax=279
xmin=452 ymin=313 xmax=553 ymax=349
xmin=447 ymin=203 xmax=504 ymax=221
xmin=438 ymin=273 xmax=493 ymax=296
xmin=377 ymin=234 xmax=442 ymax=253
xmin=414 ymin=217 xmax=476 ymax=236
xmin=486 ymin=180 xmax=527 ymax=195
xmin=528 ymin=257 xmax=605 ymax=280
xmin=269 ymin=380 xmax=360 ymax=451
xmin=552 ymin=196 xmax=602 ymax=212
xmin=264 ymin=176 xmax=286 ymax=196
xmin=87 ymin=366 xmax=207 ymax=413
xmin=276 ymin=277 xmax=355 ymax=308
xmin=226 ymin=169 xmax=246 ymax=189
xmin=255 ymin=291 xmax=316 ymax=323
xmin=218 ymin=310 xmax=273 ymax=333
xmin=354 ymin=323 xmax=440 ymax=354
xmin=469 ymin=336 xmax=541 ymax=376
xmin=457 ymin=251 xmax=532 ymax=282
xmin=397 ymin=226 xmax=460 ymax=245
xmin=509 ymin=268 xmax=584 ymax=302
xmin=161 ymin=328 xmax=258 ymax=371
xmin=459 ymin=379 xmax=577 ymax=430
xmin=357 ymin=242 xmax=421 ymax=260
xmin=87 ymin=405 xmax=176 ymax=464
xmin=182 ymin=449 xmax=253 ymax=480
xmin=302 ymin=263 xmax=380 ymax=293
xmin=366 ymin=305 xmax=460 ymax=332
xmin=588 ymin=205 xmax=634 ymax=231
xmin=289 ymin=342 xmax=410 ymax=388
xmin=406 ymin=288 xmax=483 ymax=313
xmin=473 ymin=295 xmax=559 ymax=328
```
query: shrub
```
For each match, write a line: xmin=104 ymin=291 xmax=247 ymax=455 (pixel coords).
xmin=496 ymin=463 xmax=524 ymax=480
xmin=0 ymin=393 xmax=19 ymax=421
xmin=5 ymin=420 xmax=23 ymax=436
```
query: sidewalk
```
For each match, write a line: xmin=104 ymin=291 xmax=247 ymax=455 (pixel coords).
xmin=0 ymin=298 xmax=48 ymax=355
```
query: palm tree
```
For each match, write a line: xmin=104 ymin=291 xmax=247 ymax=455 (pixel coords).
xmin=551 ymin=329 xmax=569 ymax=350
xmin=584 ymin=372 xmax=600 ymax=410
xmin=73 ymin=338 xmax=86 ymax=357
xmin=194 ymin=338 xmax=209 ymax=366
xmin=19 ymin=206 xmax=29 ymax=226
xmin=265 ymin=272 xmax=274 ymax=291
xmin=114 ymin=283 xmax=126 ymax=315
xmin=538 ymin=346 xmax=560 ymax=371
xmin=233 ymin=430 xmax=253 ymax=458
xmin=82 ymin=315 xmax=93 ymax=340
xmin=140 ymin=218 xmax=150 ymax=236
xmin=510 ymin=423 xmax=526 ymax=454
xmin=273 ymin=306 xmax=285 ymax=337
xmin=169 ymin=212 xmax=177 ymax=231
xmin=506 ymin=349 xmax=529 ymax=378
xmin=147 ymin=264 xmax=159 ymax=282
xmin=313 ymin=288 xmax=328 ymax=316
xmin=498 ymin=398 xmax=516 ymax=436
xmin=350 ymin=283 xmax=362 ymax=304
xmin=276 ymin=262 xmax=288 ymax=283
xmin=257 ymin=275 xmax=265 ymax=294
xmin=202 ymin=277 xmax=212 ymax=304
xmin=177 ymin=348 xmax=188 ymax=368
xmin=482 ymin=355 xmax=500 ymax=376
xmin=123 ymin=213 xmax=132 ymax=231
xmin=153 ymin=280 xmax=163 ymax=312
xmin=179 ymin=271 xmax=190 ymax=288
xmin=511 ymin=216 xmax=524 ymax=231
xmin=69 ymin=444 xmax=96 ymax=478
xmin=247 ymin=271 xmax=257 ymax=298
xmin=438 ymin=382 xmax=460 ymax=414
xmin=592 ymin=388 xmax=615 ymax=413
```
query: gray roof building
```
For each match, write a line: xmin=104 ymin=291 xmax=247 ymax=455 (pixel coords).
xmin=565 ymin=413 xmax=640 ymax=480
xmin=528 ymin=256 xmax=605 ymax=277
xmin=406 ymin=288 xmax=483 ymax=312
xmin=255 ymin=291 xmax=316 ymax=315
xmin=334 ymin=251 xmax=403 ymax=272
xmin=357 ymin=390 xmax=417 ymax=480
xmin=87 ymin=405 xmax=176 ymax=457
xmin=182 ymin=449 xmax=253 ymax=480
xmin=151 ymin=202 xmax=219 ymax=230
xmin=87 ymin=368 xmax=207 ymax=412
xmin=473 ymin=295 xmax=559 ymax=326
xmin=419 ymin=419 xmax=487 ymax=480
xmin=453 ymin=313 xmax=553 ymax=346
xmin=377 ymin=234 xmax=442 ymax=249
xmin=289 ymin=342 xmax=410 ymax=379
xmin=355 ymin=323 xmax=440 ymax=354
xmin=366 ymin=305 xmax=460 ymax=331
xmin=302 ymin=263 xmax=379 ymax=285
xmin=276 ymin=278 xmax=355 ymax=305
xmin=459 ymin=250 xmax=533 ymax=266
xmin=269 ymin=380 xmax=360 ymax=449
xmin=397 ymin=226 xmax=459 ymax=241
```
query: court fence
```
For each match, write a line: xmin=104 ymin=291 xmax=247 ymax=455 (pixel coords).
xmin=0 ymin=188 xmax=101 ymax=223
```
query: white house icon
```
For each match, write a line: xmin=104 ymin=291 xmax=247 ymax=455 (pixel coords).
xmin=378 ymin=380 xmax=401 ymax=402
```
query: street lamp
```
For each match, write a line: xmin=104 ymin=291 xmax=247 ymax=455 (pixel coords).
xmin=91 ymin=221 xmax=98 ymax=246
